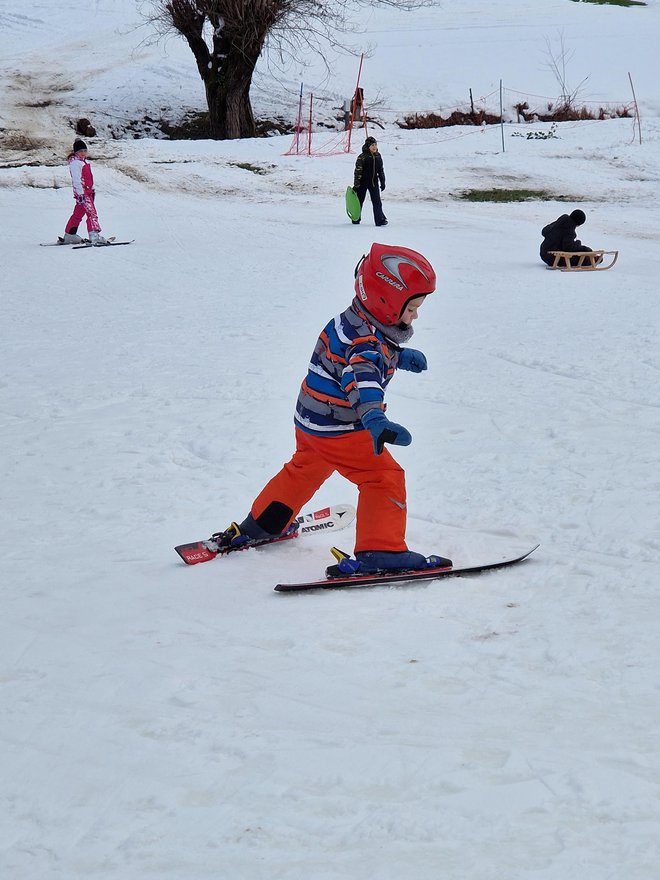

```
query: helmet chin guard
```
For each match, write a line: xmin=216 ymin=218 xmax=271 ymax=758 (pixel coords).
xmin=354 ymin=243 xmax=436 ymax=325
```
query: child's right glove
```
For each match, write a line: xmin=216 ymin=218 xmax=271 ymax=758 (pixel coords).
xmin=361 ymin=409 xmax=412 ymax=455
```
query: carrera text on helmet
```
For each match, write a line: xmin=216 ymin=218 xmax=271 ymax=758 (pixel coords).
xmin=354 ymin=243 xmax=437 ymax=326
xmin=375 ymin=270 xmax=404 ymax=290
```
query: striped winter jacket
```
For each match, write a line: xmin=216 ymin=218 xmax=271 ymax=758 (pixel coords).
xmin=294 ymin=299 xmax=400 ymax=437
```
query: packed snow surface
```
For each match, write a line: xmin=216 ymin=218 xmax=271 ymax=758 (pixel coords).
xmin=1 ymin=1 xmax=660 ymax=878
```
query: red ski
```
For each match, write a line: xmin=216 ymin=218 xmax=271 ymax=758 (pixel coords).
xmin=175 ymin=503 xmax=356 ymax=565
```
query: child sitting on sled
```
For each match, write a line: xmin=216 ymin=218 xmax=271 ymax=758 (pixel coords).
xmin=539 ymin=208 xmax=600 ymax=267
xmin=211 ymin=243 xmax=451 ymax=574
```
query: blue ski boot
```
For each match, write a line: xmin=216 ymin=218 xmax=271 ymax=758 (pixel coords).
xmin=355 ymin=550 xmax=452 ymax=573
xmin=329 ymin=548 xmax=452 ymax=577
xmin=206 ymin=513 xmax=298 ymax=552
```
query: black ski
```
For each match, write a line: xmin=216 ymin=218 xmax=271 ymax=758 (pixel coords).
xmin=72 ymin=240 xmax=134 ymax=249
xmin=274 ymin=544 xmax=539 ymax=592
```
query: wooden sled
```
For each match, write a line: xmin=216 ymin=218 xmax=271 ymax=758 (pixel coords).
xmin=547 ymin=250 xmax=618 ymax=271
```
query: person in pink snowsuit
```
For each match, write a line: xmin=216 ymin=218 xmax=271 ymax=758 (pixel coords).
xmin=63 ymin=139 xmax=106 ymax=245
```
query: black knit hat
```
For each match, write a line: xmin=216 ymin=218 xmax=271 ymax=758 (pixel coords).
xmin=570 ymin=209 xmax=586 ymax=226
xmin=73 ymin=139 xmax=88 ymax=153
xmin=363 ymin=136 xmax=377 ymax=151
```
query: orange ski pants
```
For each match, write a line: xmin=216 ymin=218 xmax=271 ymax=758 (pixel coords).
xmin=251 ymin=427 xmax=408 ymax=553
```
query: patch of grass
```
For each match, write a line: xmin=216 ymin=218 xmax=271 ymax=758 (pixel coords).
xmin=18 ymin=99 xmax=59 ymax=108
xmin=0 ymin=132 xmax=48 ymax=151
xmin=570 ymin=0 xmax=646 ymax=6
xmin=227 ymin=161 xmax=273 ymax=175
xmin=114 ymin=164 xmax=151 ymax=184
xmin=158 ymin=111 xmax=210 ymax=140
xmin=458 ymin=188 xmax=576 ymax=203
xmin=114 ymin=111 xmax=294 ymax=141
xmin=151 ymin=159 xmax=196 ymax=165
xmin=254 ymin=117 xmax=293 ymax=137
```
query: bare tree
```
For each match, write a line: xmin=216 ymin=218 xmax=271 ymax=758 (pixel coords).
xmin=544 ymin=31 xmax=590 ymax=113
xmin=146 ymin=0 xmax=437 ymax=139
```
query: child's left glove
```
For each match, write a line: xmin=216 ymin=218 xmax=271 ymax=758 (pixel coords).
xmin=361 ymin=409 xmax=412 ymax=455
xmin=397 ymin=348 xmax=427 ymax=373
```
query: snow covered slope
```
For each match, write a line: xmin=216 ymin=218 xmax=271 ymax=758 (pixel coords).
xmin=1 ymin=2 xmax=660 ymax=879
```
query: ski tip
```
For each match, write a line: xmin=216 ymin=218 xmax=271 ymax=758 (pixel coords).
xmin=174 ymin=541 xmax=217 ymax=565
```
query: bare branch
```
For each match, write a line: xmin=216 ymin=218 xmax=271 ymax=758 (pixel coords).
xmin=143 ymin=0 xmax=440 ymax=138
xmin=544 ymin=30 xmax=590 ymax=110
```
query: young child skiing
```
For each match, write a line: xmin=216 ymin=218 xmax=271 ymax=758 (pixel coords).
xmin=209 ymin=243 xmax=452 ymax=574
xmin=352 ymin=136 xmax=388 ymax=227
xmin=62 ymin=139 xmax=107 ymax=246
xmin=539 ymin=209 xmax=598 ymax=267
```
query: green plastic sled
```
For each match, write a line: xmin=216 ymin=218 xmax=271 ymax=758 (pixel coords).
xmin=345 ymin=186 xmax=361 ymax=222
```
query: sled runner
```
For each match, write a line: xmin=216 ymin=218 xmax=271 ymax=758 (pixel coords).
xmin=547 ymin=250 xmax=618 ymax=271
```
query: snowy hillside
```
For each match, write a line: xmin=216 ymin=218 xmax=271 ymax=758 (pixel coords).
xmin=1 ymin=2 xmax=660 ymax=879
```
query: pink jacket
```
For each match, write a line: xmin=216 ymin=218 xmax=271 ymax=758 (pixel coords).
xmin=67 ymin=153 xmax=95 ymax=198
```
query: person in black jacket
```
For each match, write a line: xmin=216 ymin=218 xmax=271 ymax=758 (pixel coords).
xmin=540 ymin=209 xmax=597 ymax=266
xmin=352 ymin=136 xmax=387 ymax=226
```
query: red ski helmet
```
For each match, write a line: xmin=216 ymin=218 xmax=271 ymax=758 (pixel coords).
xmin=354 ymin=243 xmax=436 ymax=325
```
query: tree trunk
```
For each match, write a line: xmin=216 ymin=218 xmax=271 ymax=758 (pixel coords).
xmin=206 ymin=46 xmax=259 ymax=140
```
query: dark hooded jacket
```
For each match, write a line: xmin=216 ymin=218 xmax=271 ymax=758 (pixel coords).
xmin=354 ymin=145 xmax=385 ymax=191
xmin=540 ymin=214 xmax=590 ymax=265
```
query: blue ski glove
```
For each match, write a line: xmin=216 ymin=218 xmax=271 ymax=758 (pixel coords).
xmin=397 ymin=348 xmax=427 ymax=373
xmin=361 ymin=409 xmax=412 ymax=455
